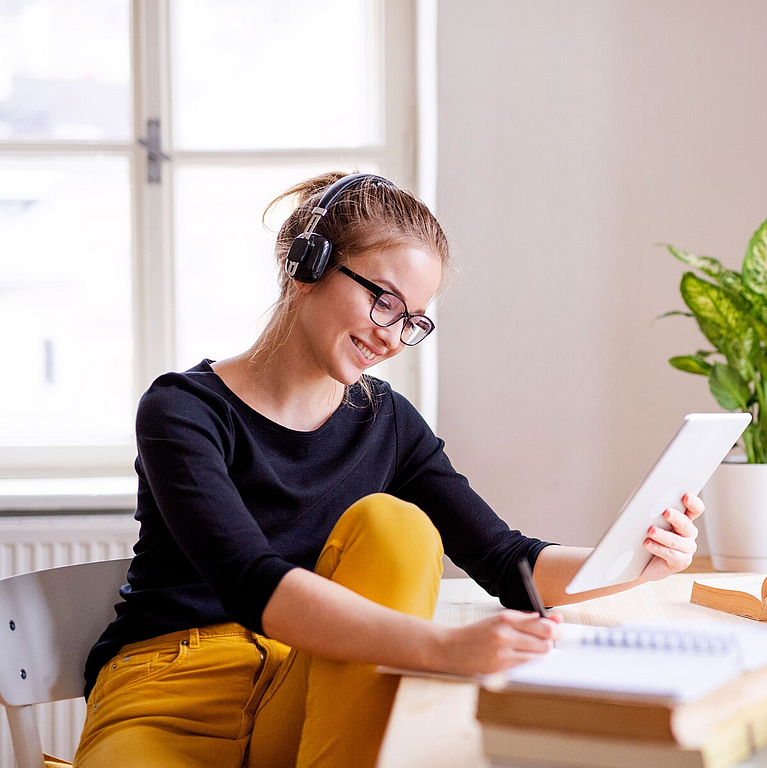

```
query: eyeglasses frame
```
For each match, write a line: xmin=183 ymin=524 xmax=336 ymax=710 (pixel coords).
xmin=337 ymin=266 xmax=435 ymax=346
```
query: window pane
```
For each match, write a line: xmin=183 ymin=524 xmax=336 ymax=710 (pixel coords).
xmin=175 ymin=164 xmax=321 ymax=368
xmin=171 ymin=0 xmax=380 ymax=150
xmin=0 ymin=156 xmax=134 ymax=444
xmin=174 ymin=163 xmax=392 ymax=386
xmin=0 ymin=0 xmax=131 ymax=142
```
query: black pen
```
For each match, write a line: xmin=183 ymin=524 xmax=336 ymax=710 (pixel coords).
xmin=518 ymin=559 xmax=549 ymax=617
xmin=518 ymin=561 xmax=601 ymax=648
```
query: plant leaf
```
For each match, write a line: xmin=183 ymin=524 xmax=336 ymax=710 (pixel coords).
xmin=709 ymin=362 xmax=750 ymax=411
xmin=666 ymin=244 xmax=744 ymax=293
xmin=669 ymin=355 xmax=712 ymax=375
xmin=742 ymin=217 xmax=767 ymax=299
xmin=656 ymin=310 xmax=694 ymax=320
xmin=680 ymin=272 xmax=757 ymax=378
xmin=743 ymin=426 xmax=758 ymax=463
xmin=666 ymin=239 xmax=767 ymax=338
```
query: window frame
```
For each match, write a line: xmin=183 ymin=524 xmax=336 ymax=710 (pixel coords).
xmin=0 ymin=0 xmax=427 ymax=480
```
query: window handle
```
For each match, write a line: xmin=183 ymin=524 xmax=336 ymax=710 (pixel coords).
xmin=138 ymin=119 xmax=171 ymax=184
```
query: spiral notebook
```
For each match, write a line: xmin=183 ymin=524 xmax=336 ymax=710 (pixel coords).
xmin=379 ymin=620 xmax=767 ymax=706
xmin=503 ymin=621 xmax=767 ymax=703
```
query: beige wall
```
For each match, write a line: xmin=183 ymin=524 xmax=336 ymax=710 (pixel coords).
xmin=435 ymin=0 xmax=767 ymax=565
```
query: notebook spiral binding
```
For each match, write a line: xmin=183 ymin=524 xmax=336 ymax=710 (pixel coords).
xmin=578 ymin=626 xmax=739 ymax=655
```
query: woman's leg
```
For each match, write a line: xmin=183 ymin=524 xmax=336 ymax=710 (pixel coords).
xmin=73 ymin=625 xmax=282 ymax=768
xmin=249 ymin=493 xmax=444 ymax=768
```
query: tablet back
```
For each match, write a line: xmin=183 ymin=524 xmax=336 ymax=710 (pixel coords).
xmin=565 ymin=413 xmax=751 ymax=595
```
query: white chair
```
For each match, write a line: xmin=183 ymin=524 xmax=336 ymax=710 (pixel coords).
xmin=0 ymin=558 xmax=131 ymax=768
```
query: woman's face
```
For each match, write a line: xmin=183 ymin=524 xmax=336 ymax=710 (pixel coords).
xmin=295 ymin=244 xmax=442 ymax=386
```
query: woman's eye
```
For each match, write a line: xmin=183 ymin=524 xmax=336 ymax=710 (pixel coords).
xmin=376 ymin=295 xmax=394 ymax=311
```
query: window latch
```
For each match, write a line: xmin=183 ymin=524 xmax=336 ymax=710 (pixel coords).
xmin=138 ymin=119 xmax=171 ymax=184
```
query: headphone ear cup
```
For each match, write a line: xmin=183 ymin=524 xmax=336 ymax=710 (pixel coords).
xmin=285 ymin=233 xmax=333 ymax=283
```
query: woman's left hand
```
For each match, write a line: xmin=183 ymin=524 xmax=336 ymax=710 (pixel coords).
xmin=640 ymin=493 xmax=704 ymax=582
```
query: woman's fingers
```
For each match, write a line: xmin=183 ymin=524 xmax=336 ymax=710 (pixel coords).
xmin=643 ymin=502 xmax=700 ymax=573
xmin=682 ymin=493 xmax=705 ymax=520
xmin=489 ymin=612 xmax=561 ymax=654
xmin=646 ymin=521 xmax=697 ymax=553
xmin=502 ymin=609 xmax=562 ymax=638
xmin=644 ymin=538 xmax=694 ymax=571
xmin=666 ymin=505 xmax=699 ymax=537
xmin=444 ymin=610 xmax=561 ymax=675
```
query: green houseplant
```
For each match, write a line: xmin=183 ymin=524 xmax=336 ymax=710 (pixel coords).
xmin=663 ymin=216 xmax=767 ymax=570
xmin=664 ymin=216 xmax=767 ymax=463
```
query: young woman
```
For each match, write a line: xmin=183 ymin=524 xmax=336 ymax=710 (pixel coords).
xmin=71 ymin=172 xmax=702 ymax=768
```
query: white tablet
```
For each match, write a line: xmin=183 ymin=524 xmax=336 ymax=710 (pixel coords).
xmin=565 ymin=413 xmax=751 ymax=595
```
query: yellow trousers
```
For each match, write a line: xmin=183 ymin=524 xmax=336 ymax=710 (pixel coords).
xmin=66 ymin=493 xmax=444 ymax=768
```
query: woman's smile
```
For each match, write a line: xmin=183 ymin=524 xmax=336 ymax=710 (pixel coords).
xmin=351 ymin=336 xmax=380 ymax=364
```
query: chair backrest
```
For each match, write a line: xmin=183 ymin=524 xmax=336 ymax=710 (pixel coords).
xmin=0 ymin=558 xmax=130 ymax=707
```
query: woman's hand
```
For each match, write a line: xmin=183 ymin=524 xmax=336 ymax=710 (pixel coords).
xmin=640 ymin=493 xmax=704 ymax=582
xmin=436 ymin=610 xmax=561 ymax=676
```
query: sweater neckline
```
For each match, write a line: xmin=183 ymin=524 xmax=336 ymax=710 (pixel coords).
xmin=199 ymin=358 xmax=349 ymax=437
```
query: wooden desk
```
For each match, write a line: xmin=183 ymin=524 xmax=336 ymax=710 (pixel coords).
xmin=377 ymin=572 xmax=766 ymax=768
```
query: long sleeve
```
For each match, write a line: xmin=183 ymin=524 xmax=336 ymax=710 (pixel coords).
xmin=386 ymin=390 xmax=556 ymax=610
xmin=134 ymin=376 xmax=298 ymax=632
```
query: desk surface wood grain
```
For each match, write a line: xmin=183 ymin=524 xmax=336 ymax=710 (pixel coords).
xmin=376 ymin=566 xmax=763 ymax=768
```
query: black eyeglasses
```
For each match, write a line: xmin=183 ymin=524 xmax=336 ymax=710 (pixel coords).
xmin=338 ymin=266 xmax=435 ymax=346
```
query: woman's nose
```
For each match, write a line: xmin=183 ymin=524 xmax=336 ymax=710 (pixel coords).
xmin=374 ymin=321 xmax=403 ymax=351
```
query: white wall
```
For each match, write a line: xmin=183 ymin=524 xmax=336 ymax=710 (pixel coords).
xmin=435 ymin=0 xmax=767 ymax=561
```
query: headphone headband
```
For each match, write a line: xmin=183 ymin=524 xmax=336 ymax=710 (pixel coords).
xmin=315 ymin=173 xmax=390 ymax=215
xmin=285 ymin=173 xmax=395 ymax=283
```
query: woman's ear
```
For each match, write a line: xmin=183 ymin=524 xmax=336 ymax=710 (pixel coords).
xmin=291 ymin=278 xmax=316 ymax=295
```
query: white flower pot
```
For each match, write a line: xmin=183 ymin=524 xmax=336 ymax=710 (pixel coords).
xmin=702 ymin=461 xmax=767 ymax=571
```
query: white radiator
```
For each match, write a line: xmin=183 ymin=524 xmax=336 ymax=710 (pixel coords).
xmin=0 ymin=514 xmax=139 ymax=766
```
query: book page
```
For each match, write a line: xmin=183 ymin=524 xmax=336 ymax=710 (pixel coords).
xmin=694 ymin=575 xmax=767 ymax=600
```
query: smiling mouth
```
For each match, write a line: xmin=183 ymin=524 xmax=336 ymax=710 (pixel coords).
xmin=352 ymin=336 xmax=378 ymax=362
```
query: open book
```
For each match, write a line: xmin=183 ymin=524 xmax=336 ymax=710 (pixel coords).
xmin=691 ymin=575 xmax=767 ymax=621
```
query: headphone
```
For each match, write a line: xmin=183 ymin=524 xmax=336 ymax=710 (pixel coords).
xmin=284 ymin=172 xmax=394 ymax=283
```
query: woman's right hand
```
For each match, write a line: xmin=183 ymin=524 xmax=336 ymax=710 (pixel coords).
xmin=436 ymin=610 xmax=561 ymax=676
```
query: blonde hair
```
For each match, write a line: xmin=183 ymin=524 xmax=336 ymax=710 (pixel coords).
xmin=253 ymin=171 xmax=452 ymax=402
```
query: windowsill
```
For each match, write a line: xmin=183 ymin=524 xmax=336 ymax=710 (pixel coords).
xmin=0 ymin=476 xmax=137 ymax=514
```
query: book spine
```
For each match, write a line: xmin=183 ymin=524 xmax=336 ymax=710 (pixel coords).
xmin=480 ymin=724 xmax=751 ymax=768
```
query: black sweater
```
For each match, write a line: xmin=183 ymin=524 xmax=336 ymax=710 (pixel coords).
xmin=84 ymin=359 xmax=553 ymax=697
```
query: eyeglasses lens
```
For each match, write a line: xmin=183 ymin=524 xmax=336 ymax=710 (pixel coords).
xmin=371 ymin=294 xmax=405 ymax=326
xmin=402 ymin=317 xmax=432 ymax=345
xmin=371 ymin=295 xmax=432 ymax=345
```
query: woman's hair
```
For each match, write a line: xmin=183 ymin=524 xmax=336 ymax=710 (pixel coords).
xmin=251 ymin=171 xmax=452 ymax=401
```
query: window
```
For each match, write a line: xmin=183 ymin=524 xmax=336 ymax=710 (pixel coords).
xmin=0 ymin=0 xmax=419 ymax=479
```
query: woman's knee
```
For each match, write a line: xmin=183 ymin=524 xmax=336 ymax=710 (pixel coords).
xmin=320 ymin=494 xmax=443 ymax=617
xmin=339 ymin=493 xmax=444 ymax=560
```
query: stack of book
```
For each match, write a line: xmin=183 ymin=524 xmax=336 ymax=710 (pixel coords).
xmin=476 ymin=623 xmax=767 ymax=768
